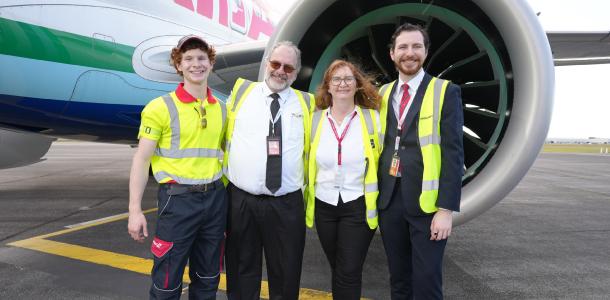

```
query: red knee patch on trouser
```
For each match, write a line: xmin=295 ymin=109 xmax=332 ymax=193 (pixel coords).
xmin=151 ymin=237 xmax=173 ymax=258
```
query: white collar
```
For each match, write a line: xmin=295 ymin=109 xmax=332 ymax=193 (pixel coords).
xmin=397 ymin=69 xmax=425 ymax=93
xmin=261 ymin=82 xmax=292 ymax=104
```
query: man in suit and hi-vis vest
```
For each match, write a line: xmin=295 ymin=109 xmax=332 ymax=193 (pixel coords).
xmin=377 ymin=23 xmax=464 ymax=299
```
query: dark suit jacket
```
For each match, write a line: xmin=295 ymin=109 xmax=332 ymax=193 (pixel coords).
xmin=377 ymin=72 xmax=464 ymax=216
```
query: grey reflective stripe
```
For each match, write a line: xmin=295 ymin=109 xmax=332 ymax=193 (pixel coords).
xmin=231 ymin=79 xmax=255 ymax=112
xmin=432 ymin=79 xmax=445 ymax=141
xmin=219 ymin=100 xmax=227 ymax=129
xmin=293 ymin=89 xmax=312 ymax=112
xmin=364 ymin=182 xmax=378 ymax=193
xmin=367 ymin=209 xmax=377 ymax=219
xmin=158 ymin=94 xmax=222 ymax=159
xmin=379 ymin=83 xmax=391 ymax=97
xmin=195 ymin=271 xmax=220 ymax=279
xmin=361 ymin=109 xmax=374 ymax=136
xmin=311 ymin=110 xmax=323 ymax=141
xmin=155 ymin=148 xmax=222 ymax=158
xmin=419 ymin=134 xmax=441 ymax=147
xmin=422 ymin=179 xmax=439 ymax=191
xmin=154 ymin=170 xmax=222 ymax=184
xmin=162 ymin=95 xmax=181 ymax=151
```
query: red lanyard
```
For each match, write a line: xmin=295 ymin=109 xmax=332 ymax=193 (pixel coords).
xmin=327 ymin=111 xmax=357 ymax=166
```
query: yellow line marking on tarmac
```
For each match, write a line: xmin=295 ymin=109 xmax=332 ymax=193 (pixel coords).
xmin=7 ymin=208 xmax=339 ymax=299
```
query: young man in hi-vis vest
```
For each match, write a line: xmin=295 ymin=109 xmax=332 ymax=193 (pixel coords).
xmin=377 ymin=23 xmax=464 ymax=299
xmin=128 ymin=35 xmax=227 ymax=300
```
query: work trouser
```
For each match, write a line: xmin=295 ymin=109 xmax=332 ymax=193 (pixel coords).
xmin=149 ymin=180 xmax=227 ymax=300
xmin=225 ymin=183 xmax=306 ymax=300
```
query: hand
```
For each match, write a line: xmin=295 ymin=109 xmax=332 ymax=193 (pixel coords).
xmin=430 ymin=209 xmax=452 ymax=241
xmin=128 ymin=211 xmax=148 ymax=243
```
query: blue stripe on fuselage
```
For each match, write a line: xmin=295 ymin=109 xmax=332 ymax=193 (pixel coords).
xmin=0 ymin=94 xmax=144 ymax=142
xmin=0 ymin=54 xmax=175 ymax=105
xmin=0 ymin=54 xmax=229 ymax=142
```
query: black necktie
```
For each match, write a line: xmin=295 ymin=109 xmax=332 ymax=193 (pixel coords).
xmin=266 ymin=93 xmax=282 ymax=193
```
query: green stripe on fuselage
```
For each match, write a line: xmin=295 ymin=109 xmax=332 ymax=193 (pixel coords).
xmin=0 ymin=17 xmax=134 ymax=73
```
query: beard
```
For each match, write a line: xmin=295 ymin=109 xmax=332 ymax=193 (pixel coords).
xmin=393 ymin=57 xmax=423 ymax=76
xmin=265 ymin=71 xmax=294 ymax=92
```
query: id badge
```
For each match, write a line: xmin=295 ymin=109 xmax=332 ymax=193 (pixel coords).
xmin=333 ymin=167 xmax=344 ymax=189
xmin=389 ymin=152 xmax=401 ymax=177
xmin=267 ymin=136 xmax=281 ymax=156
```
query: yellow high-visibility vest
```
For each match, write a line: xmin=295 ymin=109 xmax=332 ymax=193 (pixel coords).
xmin=222 ymin=78 xmax=314 ymax=183
xmin=378 ymin=77 xmax=449 ymax=213
xmin=306 ymin=106 xmax=382 ymax=229
xmin=139 ymin=91 xmax=226 ymax=184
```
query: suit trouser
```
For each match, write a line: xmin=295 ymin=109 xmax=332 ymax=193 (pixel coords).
xmin=378 ymin=180 xmax=447 ymax=300
xmin=225 ymin=184 xmax=306 ymax=300
xmin=149 ymin=181 xmax=227 ymax=300
xmin=315 ymin=196 xmax=375 ymax=300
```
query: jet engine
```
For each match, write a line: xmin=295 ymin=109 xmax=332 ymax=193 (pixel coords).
xmin=0 ymin=129 xmax=55 ymax=169
xmin=263 ymin=0 xmax=555 ymax=225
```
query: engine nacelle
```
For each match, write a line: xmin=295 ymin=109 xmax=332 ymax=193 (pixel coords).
xmin=264 ymin=0 xmax=554 ymax=225
xmin=0 ymin=129 xmax=55 ymax=169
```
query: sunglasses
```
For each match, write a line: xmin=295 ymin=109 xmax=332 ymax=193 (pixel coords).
xmin=268 ymin=60 xmax=296 ymax=74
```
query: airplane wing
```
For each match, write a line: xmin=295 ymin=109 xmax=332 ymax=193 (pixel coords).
xmin=132 ymin=36 xmax=266 ymax=95
xmin=547 ymin=31 xmax=610 ymax=66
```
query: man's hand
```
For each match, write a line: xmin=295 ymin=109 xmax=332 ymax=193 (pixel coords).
xmin=430 ymin=209 xmax=453 ymax=241
xmin=128 ymin=212 xmax=148 ymax=242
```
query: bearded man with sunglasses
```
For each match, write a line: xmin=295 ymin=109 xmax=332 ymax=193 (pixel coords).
xmin=128 ymin=35 xmax=227 ymax=299
xmin=223 ymin=41 xmax=314 ymax=300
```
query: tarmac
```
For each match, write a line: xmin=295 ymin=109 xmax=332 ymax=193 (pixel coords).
xmin=1 ymin=141 xmax=609 ymax=299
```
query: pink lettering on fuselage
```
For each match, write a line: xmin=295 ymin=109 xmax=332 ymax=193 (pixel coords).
xmin=175 ymin=0 xmax=274 ymax=40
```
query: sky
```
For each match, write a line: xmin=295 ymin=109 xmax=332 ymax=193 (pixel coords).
xmin=266 ymin=0 xmax=610 ymax=138
xmin=528 ymin=0 xmax=610 ymax=139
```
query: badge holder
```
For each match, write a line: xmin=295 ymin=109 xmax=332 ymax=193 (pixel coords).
xmin=389 ymin=152 xmax=401 ymax=177
xmin=333 ymin=166 xmax=345 ymax=190
xmin=267 ymin=135 xmax=281 ymax=156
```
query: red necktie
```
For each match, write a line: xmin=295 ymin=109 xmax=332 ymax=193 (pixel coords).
xmin=399 ymin=83 xmax=411 ymax=117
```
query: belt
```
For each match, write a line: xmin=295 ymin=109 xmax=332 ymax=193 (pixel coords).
xmin=164 ymin=180 xmax=223 ymax=195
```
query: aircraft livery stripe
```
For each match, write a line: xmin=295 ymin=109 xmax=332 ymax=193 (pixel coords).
xmin=0 ymin=54 xmax=175 ymax=104
xmin=0 ymin=17 xmax=134 ymax=73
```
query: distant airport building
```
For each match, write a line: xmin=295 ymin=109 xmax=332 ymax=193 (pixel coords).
xmin=546 ymin=137 xmax=610 ymax=144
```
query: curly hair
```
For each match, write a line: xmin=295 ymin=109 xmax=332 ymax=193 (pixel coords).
xmin=315 ymin=59 xmax=381 ymax=110
xmin=170 ymin=38 xmax=216 ymax=76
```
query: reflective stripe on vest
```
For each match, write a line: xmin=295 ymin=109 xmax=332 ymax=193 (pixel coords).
xmin=418 ymin=78 xmax=449 ymax=213
xmin=153 ymin=94 xmax=224 ymax=184
xmin=378 ymin=78 xmax=449 ymax=213
xmin=291 ymin=87 xmax=313 ymax=179
xmin=222 ymin=78 xmax=254 ymax=169
xmin=154 ymin=170 xmax=223 ymax=184
xmin=292 ymin=89 xmax=312 ymax=112
xmin=157 ymin=95 xmax=225 ymax=159
xmin=223 ymin=78 xmax=313 ymax=176
xmin=378 ymin=82 xmax=395 ymax=144
xmin=306 ymin=107 xmax=380 ymax=229
xmin=230 ymin=79 xmax=256 ymax=113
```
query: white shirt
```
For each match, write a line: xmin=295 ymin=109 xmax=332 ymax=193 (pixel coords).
xmin=392 ymin=69 xmax=425 ymax=121
xmin=227 ymin=82 xmax=305 ymax=196
xmin=315 ymin=108 xmax=380 ymax=206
